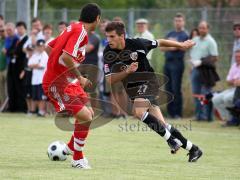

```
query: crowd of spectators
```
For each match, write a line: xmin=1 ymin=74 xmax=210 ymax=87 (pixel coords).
xmin=0 ymin=13 xmax=239 ymax=126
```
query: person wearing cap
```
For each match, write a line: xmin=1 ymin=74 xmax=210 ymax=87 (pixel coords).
xmin=134 ymin=18 xmax=154 ymax=62
xmin=231 ymin=21 xmax=240 ymax=65
xmin=160 ymin=13 xmax=189 ymax=119
xmin=28 ymin=39 xmax=48 ymax=117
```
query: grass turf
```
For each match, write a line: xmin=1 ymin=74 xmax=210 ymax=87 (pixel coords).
xmin=0 ymin=113 xmax=240 ymax=180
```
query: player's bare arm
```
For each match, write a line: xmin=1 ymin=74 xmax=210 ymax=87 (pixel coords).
xmin=159 ymin=46 xmax=178 ymax=52
xmin=61 ymin=52 xmax=92 ymax=88
xmin=158 ymin=39 xmax=195 ymax=50
xmin=106 ymin=62 xmax=138 ymax=84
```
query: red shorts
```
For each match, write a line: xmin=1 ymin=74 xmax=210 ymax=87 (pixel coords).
xmin=43 ymin=80 xmax=89 ymax=115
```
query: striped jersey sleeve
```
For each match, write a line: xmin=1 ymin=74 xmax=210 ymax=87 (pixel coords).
xmin=63 ymin=27 xmax=87 ymax=58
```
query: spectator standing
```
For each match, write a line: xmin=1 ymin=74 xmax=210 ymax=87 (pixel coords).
xmin=190 ymin=21 xmax=219 ymax=121
xmin=11 ymin=21 xmax=29 ymax=112
xmin=43 ymin=24 xmax=54 ymax=45
xmin=4 ymin=23 xmax=19 ymax=112
xmin=58 ymin=21 xmax=68 ymax=34
xmin=31 ymin=18 xmax=44 ymax=40
xmin=23 ymin=45 xmax=34 ymax=115
xmin=28 ymin=39 xmax=48 ymax=116
xmin=23 ymin=28 xmax=38 ymax=50
xmin=160 ymin=13 xmax=189 ymax=119
xmin=134 ymin=18 xmax=154 ymax=63
xmin=0 ymin=25 xmax=6 ymax=105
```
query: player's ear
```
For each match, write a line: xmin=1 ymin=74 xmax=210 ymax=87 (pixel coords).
xmin=96 ymin=15 xmax=101 ymax=24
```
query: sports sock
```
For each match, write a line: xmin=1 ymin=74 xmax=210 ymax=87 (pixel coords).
xmin=141 ymin=111 xmax=174 ymax=142
xmin=73 ymin=119 xmax=90 ymax=160
xmin=166 ymin=124 xmax=197 ymax=151
xmin=67 ymin=135 xmax=74 ymax=152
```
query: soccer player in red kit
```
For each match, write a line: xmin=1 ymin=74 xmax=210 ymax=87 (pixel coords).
xmin=43 ymin=3 xmax=101 ymax=169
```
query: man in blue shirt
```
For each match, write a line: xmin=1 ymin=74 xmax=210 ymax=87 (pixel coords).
xmin=160 ymin=13 xmax=189 ymax=119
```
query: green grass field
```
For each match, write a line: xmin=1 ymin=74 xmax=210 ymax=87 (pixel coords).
xmin=0 ymin=113 xmax=240 ymax=180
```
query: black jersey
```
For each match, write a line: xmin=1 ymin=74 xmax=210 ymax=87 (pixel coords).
xmin=103 ymin=38 xmax=160 ymax=100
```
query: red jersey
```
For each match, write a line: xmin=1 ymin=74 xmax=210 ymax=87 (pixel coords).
xmin=43 ymin=22 xmax=88 ymax=84
xmin=42 ymin=22 xmax=89 ymax=114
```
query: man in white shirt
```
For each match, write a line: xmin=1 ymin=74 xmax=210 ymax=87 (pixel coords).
xmin=134 ymin=18 xmax=154 ymax=62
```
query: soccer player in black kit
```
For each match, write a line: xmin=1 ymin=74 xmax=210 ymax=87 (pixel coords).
xmin=103 ymin=21 xmax=202 ymax=162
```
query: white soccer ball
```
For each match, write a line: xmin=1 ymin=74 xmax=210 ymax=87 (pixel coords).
xmin=47 ymin=141 xmax=67 ymax=161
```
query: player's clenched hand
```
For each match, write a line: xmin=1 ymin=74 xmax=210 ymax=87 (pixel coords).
xmin=126 ymin=62 xmax=138 ymax=74
xmin=180 ymin=40 xmax=195 ymax=50
xmin=78 ymin=76 xmax=92 ymax=88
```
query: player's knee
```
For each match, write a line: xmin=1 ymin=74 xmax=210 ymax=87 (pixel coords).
xmin=75 ymin=108 xmax=93 ymax=122
xmin=134 ymin=109 xmax=145 ymax=120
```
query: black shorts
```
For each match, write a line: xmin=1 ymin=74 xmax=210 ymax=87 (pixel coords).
xmin=32 ymin=84 xmax=47 ymax=101
xmin=25 ymin=85 xmax=32 ymax=99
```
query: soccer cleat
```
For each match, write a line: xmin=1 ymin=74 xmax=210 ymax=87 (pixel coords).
xmin=167 ymin=138 xmax=181 ymax=154
xmin=71 ymin=158 xmax=91 ymax=169
xmin=63 ymin=144 xmax=73 ymax=156
xmin=187 ymin=147 xmax=203 ymax=162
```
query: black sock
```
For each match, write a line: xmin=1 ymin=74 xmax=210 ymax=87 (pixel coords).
xmin=142 ymin=112 xmax=172 ymax=141
xmin=167 ymin=124 xmax=197 ymax=151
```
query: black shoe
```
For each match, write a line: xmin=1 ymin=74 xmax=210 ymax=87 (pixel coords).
xmin=167 ymin=138 xmax=181 ymax=154
xmin=187 ymin=147 xmax=203 ymax=162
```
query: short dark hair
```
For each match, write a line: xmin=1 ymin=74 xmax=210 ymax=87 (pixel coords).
xmin=31 ymin=17 xmax=41 ymax=24
xmin=79 ymin=3 xmax=101 ymax=23
xmin=16 ymin=21 xmax=27 ymax=29
xmin=58 ymin=21 xmax=68 ymax=26
xmin=105 ymin=21 xmax=125 ymax=36
xmin=43 ymin=24 xmax=53 ymax=31
xmin=0 ymin=14 xmax=4 ymax=20
xmin=175 ymin=12 xmax=185 ymax=19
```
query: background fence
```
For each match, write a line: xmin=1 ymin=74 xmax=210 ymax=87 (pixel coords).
xmin=2 ymin=0 xmax=240 ymax=116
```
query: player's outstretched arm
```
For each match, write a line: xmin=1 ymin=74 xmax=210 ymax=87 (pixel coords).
xmin=106 ymin=62 xmax=138 ymax=85
xmin=157 ymin=39 xmax=195 ymax=50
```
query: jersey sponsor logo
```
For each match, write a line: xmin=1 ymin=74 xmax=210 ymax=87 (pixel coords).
xmin=104 ymin=64 xmax=110 ymax=73
xmin=104 ymin=50 xmax=134 ymax=63
xmin=130 ymin=52 xmax=138 ymax=61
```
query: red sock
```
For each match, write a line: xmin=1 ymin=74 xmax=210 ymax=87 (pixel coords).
xmin=73 ymin=119 xmax=90 ymax=160
xmin=67 ymin=135 xmax=74 ymax=152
